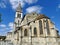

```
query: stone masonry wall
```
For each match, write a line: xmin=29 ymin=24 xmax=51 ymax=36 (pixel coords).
xmin=17 ymin=37 xmax=59 ymax=45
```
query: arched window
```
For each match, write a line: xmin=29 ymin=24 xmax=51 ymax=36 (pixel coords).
xmin=39 ymin=20 xmax=43 ymax=34
xmin=34 ymin=27 xmax=37 ymax=36
xmin=24 ymin=29 xmax=28 ymax=36
xmin=46 ymin=19 xmax=50 ymax=34
xmin=43 ymin=19 xmax=50 ymax=35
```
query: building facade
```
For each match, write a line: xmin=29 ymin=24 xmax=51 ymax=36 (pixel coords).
xmin=6 ymin=3 xmax=60 ymax=45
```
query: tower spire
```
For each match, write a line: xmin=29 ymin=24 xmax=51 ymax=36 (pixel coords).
xmin=15 ymin=0 xmax=23 ymax=18
xmin=16 ymin=1 xmax=22 ymax=12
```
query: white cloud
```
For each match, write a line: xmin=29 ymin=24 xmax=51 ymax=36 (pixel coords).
xmin=9 ymin=30 xmax=13 ymax=32
xmin=0 ymin=24 xmax=9 ymax=31
xmin=58 ymin=4 xmax=60 ymax=8
xmin=9 ymin=0 xmax=25 ymax=9
xmin=0 ymin=22 xmax=14 ymax=35
xmin=8 ymin=22 xmax=14 ymax=29
xmin=0 ymin=28 xmax=9 ymax=31
xmin=25 ymin=0 xmax=38 ymax=4
xmin=0 ymin=24 xmax=6 ymax=27
xmin=0 ymin=2 xmax=6 ymax=8
xmin=9 ymin=0 xmax=18 ymax=9
xmin=0 ymin=24 xmax=9 ymax=32
xmin=0 ymin=22 xmax=13 ymax=31
xmin=9 ymin=0 xmax=38 ymax=10
xmin=26 ymin=6 xmax=43 ymax=13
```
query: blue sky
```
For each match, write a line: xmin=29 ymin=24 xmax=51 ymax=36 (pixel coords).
xmin=0 ymin=0 xmax=60 ymax=35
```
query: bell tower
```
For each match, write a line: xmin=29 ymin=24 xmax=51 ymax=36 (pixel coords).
xmin=14 ymin=2 xmax=23 ymax=27
xmin=15 ymin=1 xmax=23 ymax=18
xmin=15 ymin=3 xmax=22 ymax=18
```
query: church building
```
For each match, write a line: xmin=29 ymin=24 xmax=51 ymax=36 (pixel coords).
xmin=6 ymin=2 xmax=60 ymax=45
